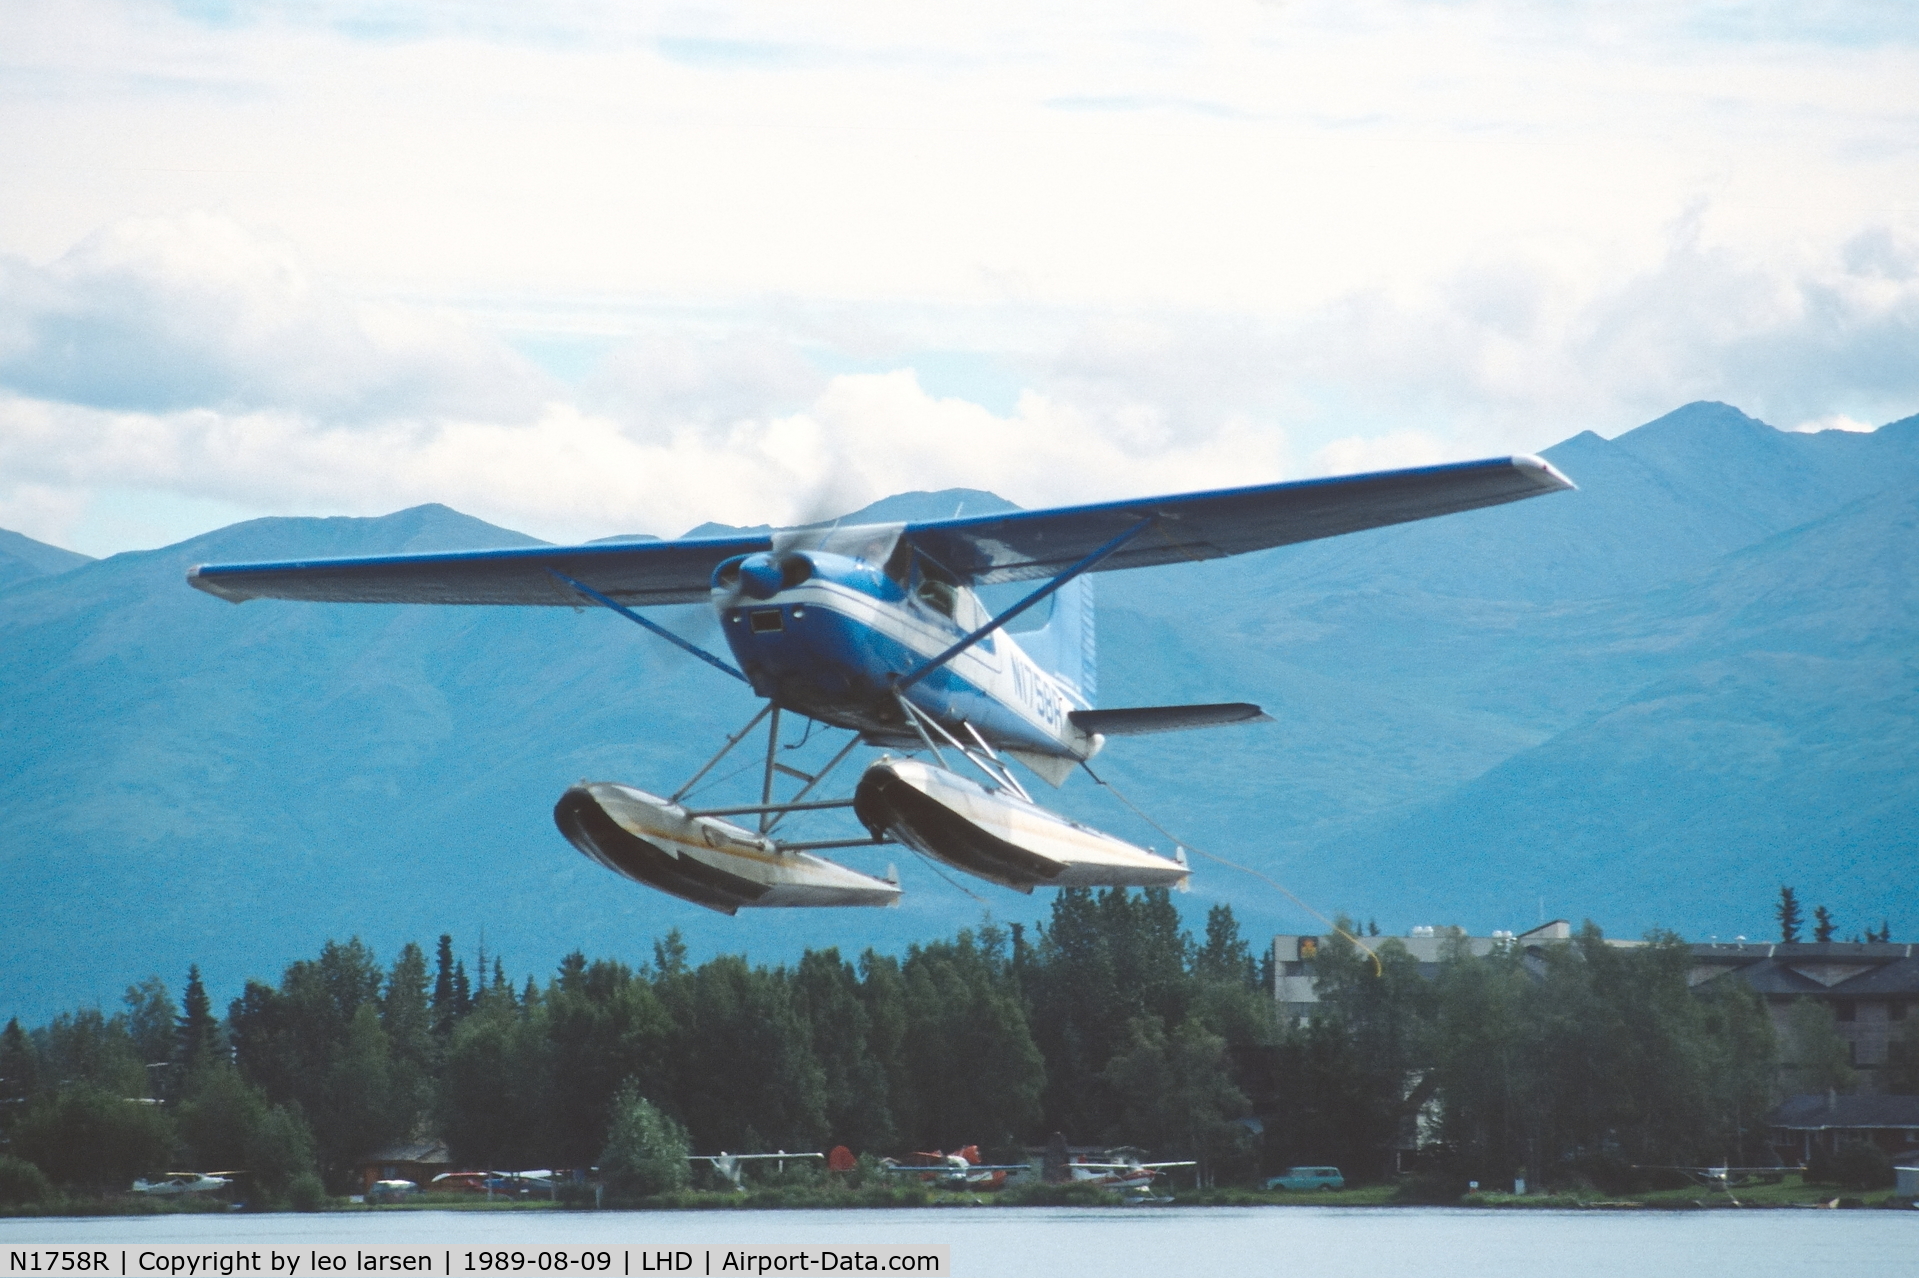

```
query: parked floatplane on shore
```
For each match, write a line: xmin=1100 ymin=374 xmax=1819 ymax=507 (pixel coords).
xmin=131 ymin=1172 xmax=233 ymax=1197
xmin=189 ymin=456 xmax=1571 ymax=910
xmin=881 ymin=1145 xmax=1029 ymax=1190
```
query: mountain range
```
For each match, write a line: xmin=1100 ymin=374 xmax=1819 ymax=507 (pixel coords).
xmin=3 ymin=401 xmax=1913 ymax=1023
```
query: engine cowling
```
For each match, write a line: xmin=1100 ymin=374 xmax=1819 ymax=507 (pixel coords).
xmin=713 ymin=552 xmax=813 ymax=602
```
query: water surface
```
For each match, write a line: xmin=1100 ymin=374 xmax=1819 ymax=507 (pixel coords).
xmin=3 ymin=1206 xmax=1909 ymax=1277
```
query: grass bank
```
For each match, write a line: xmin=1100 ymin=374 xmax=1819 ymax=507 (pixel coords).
xmin=1459 ymin=1174 xmax=1911 ymax=1210
xmin=7 ymin=1175 xmax=1912 ymax=1216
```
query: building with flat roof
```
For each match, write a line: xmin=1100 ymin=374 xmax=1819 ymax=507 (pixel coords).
xmin=1272 ymin=929 xmax=1917 ymax=1096
xmin=1271 ymin=920 xmax=1621 ymax=1020
xmin=355 ymin=1138 xmax=453 ymax=1194
xmin=1689 ymin=943 xmax=1918 ymax=1096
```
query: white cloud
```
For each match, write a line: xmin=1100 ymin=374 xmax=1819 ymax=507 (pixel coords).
xmin=3 ymin=6 xmax=1918 ymax=551
xmin=1312 ymin=431 xmax=1452 ymax=477
xmin=1787 ymin=414 xmax=1876 ymax=434
xmin=0 ymin=366 xmax=1293 ymax=553
xmin=6 ymin=0 xmax=1916 ymax=309
xmin=0 ymin=217 xmax=1305 ymax=549
xmin=0 ymin=214 xmax=550 ymax=420
xmin=1026 ymin=221 xmax=1919 ymax=457
xmin=582 ymin=332 xmax=825 ymax=428
xmin=4 ymin=207 xmax=1919 ymax=555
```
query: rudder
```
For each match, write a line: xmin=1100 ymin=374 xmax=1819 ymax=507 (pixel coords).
xmin=1012 ymin=575 xmax=1097 ymax=707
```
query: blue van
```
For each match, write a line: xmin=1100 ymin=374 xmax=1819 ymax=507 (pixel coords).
xmin=1266 ymin=1166 xmax=1345 ymax=1191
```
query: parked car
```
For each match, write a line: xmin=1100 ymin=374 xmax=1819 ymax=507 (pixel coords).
xmin=367 ymin=1179 xmax=419 ymax=1204
xmin=1266 ymin=1166 xmax=1345 ymax=1191
xmin=430 ymin=1172 xmax=491 ymax=1195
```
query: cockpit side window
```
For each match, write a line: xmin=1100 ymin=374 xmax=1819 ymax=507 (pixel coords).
xmin=883 ymin=539 xmax=915 ymax=589
xmin=917 ymin=576 xmax=958 ymax=618
xmin=913 ymin=553 xmax=960 ymax=618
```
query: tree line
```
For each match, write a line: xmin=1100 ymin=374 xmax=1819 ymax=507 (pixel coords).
xmin=1277 ymin=927 xmax=1781 ymax=1192
xmin=2 ymin=894 xmax=1792 ymax=1203
xmin=1774 ymin=886 xmax=1892 ymax=944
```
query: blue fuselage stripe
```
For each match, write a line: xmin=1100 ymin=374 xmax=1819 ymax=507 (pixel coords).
xmin=715 ymin=567 xmax=1082 ymax=758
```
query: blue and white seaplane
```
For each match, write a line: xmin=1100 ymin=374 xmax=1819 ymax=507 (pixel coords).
xmin=188 ymin=456 xmax=1572 ymax=912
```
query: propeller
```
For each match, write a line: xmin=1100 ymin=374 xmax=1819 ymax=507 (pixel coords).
xmin=713 ymin=552 xmax=814 ymax=604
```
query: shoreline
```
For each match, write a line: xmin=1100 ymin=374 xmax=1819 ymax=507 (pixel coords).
xmin=6 ymin=1177 xmax=1912 ymax=1218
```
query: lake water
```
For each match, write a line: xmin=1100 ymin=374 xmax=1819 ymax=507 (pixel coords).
xmin=2 ymin=1206 xmax=1910 ymax=1278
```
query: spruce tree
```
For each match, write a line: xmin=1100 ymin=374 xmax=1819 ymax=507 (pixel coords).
xmin=431 ymin=935 xmax=459 ymax=1036
xmin=653 ymin=931 xmax=688 ymax=978
xmin=382 ymin=943 xmax=434 ymax=1137
xmin=0 ymin=1017 xmax=37 ymax=1125
xmin=1813 ymin=905 xmax=1836 ymax=944
xmin=1196 ymin=903 xmax=1255 ymax=988
xmin=1776 ymin=886 xmax=1803 ymax=943
xmin=177 ymin=965 xmax=221 ymax=1073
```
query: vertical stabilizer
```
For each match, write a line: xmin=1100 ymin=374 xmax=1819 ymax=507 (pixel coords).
xmin=1013 ymin=575 xmax=1097 ymax=707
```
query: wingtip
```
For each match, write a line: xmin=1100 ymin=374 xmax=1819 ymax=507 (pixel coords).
xmin=1512 ymin=454 xmax=1577 ymax=492
xmin=185 ymin=565 xmax=250 ymax=604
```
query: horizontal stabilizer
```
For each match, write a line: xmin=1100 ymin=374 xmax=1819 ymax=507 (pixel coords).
xmin=1068 ymin=703 xmax=1270 ymax=737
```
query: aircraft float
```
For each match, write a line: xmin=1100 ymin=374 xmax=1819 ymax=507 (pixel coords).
xmin=188 ymin=456 xmax=1572 ymax=910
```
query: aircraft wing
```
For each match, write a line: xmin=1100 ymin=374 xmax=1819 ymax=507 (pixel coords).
xmin=187 ymin=455 xmax=1569 ymax=605
xmin=902 ymin=454 xmax=1573 ymax=584
xmin=1069 ymin=1161 xmax=1196 ymax=1169
xmin=189 ymin=532 xmax=773 ymax=607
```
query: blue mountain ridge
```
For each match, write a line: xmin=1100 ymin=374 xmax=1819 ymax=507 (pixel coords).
xmin=0 ymin=527 xmax=93 ymax=591
xmin=2 ymin=403 xmax=1913 ymax=1022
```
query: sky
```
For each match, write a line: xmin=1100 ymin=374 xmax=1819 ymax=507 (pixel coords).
xmin=2 ymin=1 xmax=1917 ymax=556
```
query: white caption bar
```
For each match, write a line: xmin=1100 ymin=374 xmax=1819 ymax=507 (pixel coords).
xmin=3 ymin=1248 xmax=950 ymax=1278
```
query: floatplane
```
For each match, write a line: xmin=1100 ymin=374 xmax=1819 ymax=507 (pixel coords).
xmin=1065 ymin=1150 xmax=1197 ymax=1194
xmin=188 ymin=456 xmax=1571 ymax=906
xmin=690 ymin=1150 xmax=824 ymax=1190
xmin=881 ymin=1145 xmax=1029 ymax=1190
xmin=131 ymin=1172 xmax=233 ymax=1196
xmin=1036 ymin=1136 xmax=1194 ymax=1197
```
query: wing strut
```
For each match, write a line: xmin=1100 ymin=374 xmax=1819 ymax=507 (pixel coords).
xmin=550 ymin=570 xmax=749 ymax=684
xmin=895 ymin=518 xmax=1151 ymax=692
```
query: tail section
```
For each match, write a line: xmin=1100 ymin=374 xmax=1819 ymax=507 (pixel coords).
xmin=1013 ymin=575 xmax=1097 ymax=707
